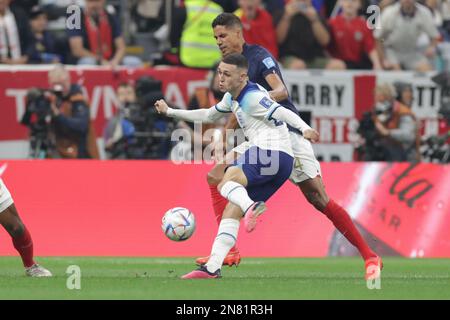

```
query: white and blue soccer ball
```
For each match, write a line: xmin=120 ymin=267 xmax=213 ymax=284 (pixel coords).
xmin=161 ymin=207 xmax=196 ymax=241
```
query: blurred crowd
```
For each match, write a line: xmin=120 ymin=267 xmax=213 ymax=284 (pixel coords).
xmin=4 ymin=0 xmax=449 ymax=162
xmin=2 ymin=0 xmax=450 ymax=71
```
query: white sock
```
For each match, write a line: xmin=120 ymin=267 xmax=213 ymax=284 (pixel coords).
xmin=219 ymin=181 xmax=254 ymax=214
xmin=205 ymin=218 xmax=240 ymax=273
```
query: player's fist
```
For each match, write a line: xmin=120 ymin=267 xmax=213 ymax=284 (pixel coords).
xmin=154 ymin=99 xmax=169 ymax=115
xmin=303 ymin=128 xmax=319 ymax=143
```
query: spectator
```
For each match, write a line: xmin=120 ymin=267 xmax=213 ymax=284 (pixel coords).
xmin=130 ymin=0 xmax=168 ymax=64
xmin=215 ymin=0 xmax=239 ymax=12
xmin=235 ymin=0 xmax=278 ymax=58
xmin=274 ymin=0 xmax=345 ymax=69
xmin=170 ymin=0 xmax=223 ymax=68
xmin=67 ymin=0 xmax=142 ymax=67
xmin=0 ymin=0 xmax=32 ymax=64
xmin=374 ymin=0 xmax=440 ymax=71
xmin=47 ymin=64 xmax=98 ymax=158
xmin=263 ymin=0 xmax=286 ymax=15
xmin=425 ymin=0 xmax=443 ymax=28
xmin=131 ymin=0 xmax=165 ymax=33
xmin=439 ymin=0 xmax=450 ymax=41
xmin=393 ymin=81 xmax=414 ymax=108
xmin=373 ymin=83 xmax=421 ymax=162
xmin=328 ymin=0 xmax=382 ymax=70
xmin=27 ymin=5 xmax=61 ymax=64
xmin=40 ymin=0 xmax=86 ymax=32
xmin=103 ymin=82 xmax=138 ymax=159
xmin=10 ymin=0 xmax=38 ymax=13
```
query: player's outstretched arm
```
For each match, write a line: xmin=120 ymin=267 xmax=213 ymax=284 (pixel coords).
xmin=154 ymin=99 xmax=227 ymax=124
xmin=270 ymin=107 xmax=320 ymax=143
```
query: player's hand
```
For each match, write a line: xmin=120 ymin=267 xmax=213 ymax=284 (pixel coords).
xmin=154 ymin=99 xmax=169 ymax=115
xmin=303 ymin=128 xmax=319 ymax=143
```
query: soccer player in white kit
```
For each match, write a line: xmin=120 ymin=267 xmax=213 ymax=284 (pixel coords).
xmin=196 ymin=13 xmax=383 ymax=281
xmin=0 ymin=178 xmax=52 ymax=277
xmin=155 ymin=53 xmax=320 ymax=279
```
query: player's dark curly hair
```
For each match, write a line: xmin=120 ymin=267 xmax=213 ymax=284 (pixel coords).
xmin=212 ymin=12 xmax=243 ymax=29
xmin=222 ymin=53 xmax=248 ymax=70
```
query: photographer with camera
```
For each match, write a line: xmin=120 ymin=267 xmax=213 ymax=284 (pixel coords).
xmin=357 ymin=83 xmax=420 ymax=162
xmin=103 ymin=82 xmax=138 ymax=159
xmin=104 ymin=77 xmax=177 ymax=159
xmin=21 ymin=64 xmax=98 ymax=159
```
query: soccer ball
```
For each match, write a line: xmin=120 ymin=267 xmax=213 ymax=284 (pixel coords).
xmin=161 ymin=207 xmax=196 ymax=241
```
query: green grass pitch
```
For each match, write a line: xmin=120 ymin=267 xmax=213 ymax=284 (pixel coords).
xmin=0 ymin=257 xmax=449 ymax=300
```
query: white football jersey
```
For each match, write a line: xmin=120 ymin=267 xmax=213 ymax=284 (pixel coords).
xmin=216 ymin=82 xmax=294 ymax=157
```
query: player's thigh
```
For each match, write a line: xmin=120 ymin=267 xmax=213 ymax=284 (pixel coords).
xmin=207 ymin=151 xmax=239 ymax=185
xmin=208 ymin=142 xmax=252 ymax=185
xmin=0 ymin=179 xmax=15 ymax=221
xmin=222 ymin=202 xmax=244 ymax=220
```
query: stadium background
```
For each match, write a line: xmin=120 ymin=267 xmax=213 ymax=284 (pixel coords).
xmin=0 ymin=0 xmax=450 ymax=257
xmin=0 ymin=66 xmax=449 ymax=258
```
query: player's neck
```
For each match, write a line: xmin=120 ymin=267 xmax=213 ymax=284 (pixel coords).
xmin=230 ymin=81 xmax=248 ymax=99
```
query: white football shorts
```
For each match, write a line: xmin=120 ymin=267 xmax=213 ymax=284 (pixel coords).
xmin=0 ymin=178 xmax=14 ymax=213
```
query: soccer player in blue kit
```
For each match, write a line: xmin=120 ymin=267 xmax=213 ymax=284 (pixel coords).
xmin=195 ymin=13 xmax=382 ymax=280
xmin=155 ymin=53 xmax=318 ymax=278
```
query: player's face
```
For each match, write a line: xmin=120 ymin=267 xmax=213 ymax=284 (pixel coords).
xmin=217 ymin=62 xmax=246 ymax=93
xmin=213 ymin=25 xmax=243 ymax=57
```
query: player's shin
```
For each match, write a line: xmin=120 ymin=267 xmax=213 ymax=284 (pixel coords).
xmin=205 ymin=218 xmax=239 ymax=273
xmin=323 ymin=199 xmax=376 ymax=260
xmin=219 ymin=181 xmax=254 ymax=214
xmin=12 ymin=227 xmax=35 ymax=268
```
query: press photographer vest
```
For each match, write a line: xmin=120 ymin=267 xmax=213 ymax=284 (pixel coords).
xmin=179 ymin=0 xmax=222 ymax=68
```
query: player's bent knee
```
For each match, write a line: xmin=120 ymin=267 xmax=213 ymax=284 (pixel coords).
xmin=207 ymin=171 xmax=222 ymax=186
xmin=207 ymin=164 xmax=228 ymax=186
xmin=304 ymin=192 xmax=326 ymax=211
xmin=3 ymin=221 xmax=24 ymax=238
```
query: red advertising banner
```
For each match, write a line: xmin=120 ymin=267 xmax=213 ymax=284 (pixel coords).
xmin=0 ymin=160 xmax=448 ymax=257
xmin=0 ymin=66 xmax=208 ymax=141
